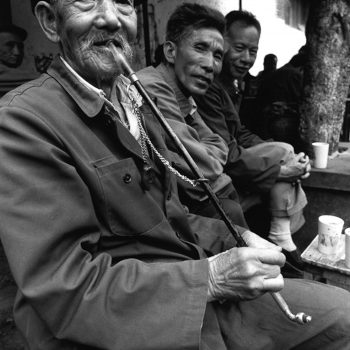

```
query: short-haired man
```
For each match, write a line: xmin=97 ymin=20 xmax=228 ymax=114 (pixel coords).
xmin=138 ymin=3 xmax=247 ymax=228
xmin=195 ymin=10 xmax=310 ymax=268
xmin=0 ymin=1 xmax=349 ymax=349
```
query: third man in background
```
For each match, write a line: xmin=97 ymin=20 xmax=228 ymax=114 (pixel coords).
xmin=195 ymin=10 xmax=311 ymax=270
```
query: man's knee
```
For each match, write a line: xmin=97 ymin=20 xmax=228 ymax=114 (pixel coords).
xmin=269 ymin=182 xmax=292 ymax=209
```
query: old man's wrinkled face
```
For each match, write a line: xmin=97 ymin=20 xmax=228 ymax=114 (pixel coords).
xmin=55 ymin=0 xmax=136 ymax=84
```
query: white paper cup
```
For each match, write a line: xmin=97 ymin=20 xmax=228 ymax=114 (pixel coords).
xmin=318 ymin=215 xmax=344 ymax=255
xmin=312 ymin=142 xmax=329 ymax=168
xmin=345 ymin=228 xmax=350 ymax=268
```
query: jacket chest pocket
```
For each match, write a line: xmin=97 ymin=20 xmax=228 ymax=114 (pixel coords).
xmin=93 ymin=157 xmax=164 ymax=236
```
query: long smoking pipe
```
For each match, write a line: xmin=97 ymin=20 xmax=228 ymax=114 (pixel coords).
xmin=111 ymin=45 xmax=311 ymax=325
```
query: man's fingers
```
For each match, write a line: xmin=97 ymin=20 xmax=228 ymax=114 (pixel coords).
xmin=243 ymin=230 xmax=282 ymax=251
xmin=262 ymin=240 xmax=282 ymax=251
xmin=295 ymin=152 xmax=305 ymax=161
xmin=262 ymin=274 xmax=284 ymax=292
xmin=252 ymin=248 xmax=286 ymax=266
xmin=299 ymin=161 xmax=311 ymax=179
xmin=300 ymin=172 xmax=310 ymax=179
xmin=256 ymin=248 xmax=286 ymax=266
xmin=260 ymin=264 xmax=281 ymax=279
xmin=298 ymin=154 xmax=309 ymax=163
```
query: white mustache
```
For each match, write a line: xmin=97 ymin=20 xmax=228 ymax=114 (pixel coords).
xmin=78 ymin=31 xmax=134 ymax=63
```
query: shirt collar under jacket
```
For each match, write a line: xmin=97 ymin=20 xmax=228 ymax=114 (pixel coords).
xmin=48 ymin=56 xmax=141 ymax=139
xmin=188 ymin=96 xmax=198 ymax=117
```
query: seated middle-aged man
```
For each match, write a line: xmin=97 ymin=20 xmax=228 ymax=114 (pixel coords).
xmin=0 ymin=1 xmax=349 ymax=349
xmin=195 ymin=10 xmax=311 ymax=268
xmin=138 ymin=4 xmax=248 ymax=228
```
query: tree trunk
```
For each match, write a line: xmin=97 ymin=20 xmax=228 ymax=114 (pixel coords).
xmin=300 ymin=0 xmax=350 ymax=156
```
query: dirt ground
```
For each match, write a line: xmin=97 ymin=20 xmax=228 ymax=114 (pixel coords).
xmin=0 ymin=245 xmax=25 ymax=350
xmin=0 ymin=307 xmax=25 ymax=350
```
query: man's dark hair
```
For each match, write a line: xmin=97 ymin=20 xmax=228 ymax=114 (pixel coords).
xmin=0 ymin=24 xmax=27 ymax=41
xmin=264 ymin=53 xmax=277 ymax=64
xmin=225 ymin=10 xmax=261 ymax=34
xmin=166 ymin=3 xmax=225 ymax=44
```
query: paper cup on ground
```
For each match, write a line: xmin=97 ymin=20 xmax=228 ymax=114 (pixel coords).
xmin=345 ymin=228 xmax=350 ymax=268
xmin=318 ymin=215 xmax=344 ymax=255
xmin=312 ymin=142 xmax=329 ymax=168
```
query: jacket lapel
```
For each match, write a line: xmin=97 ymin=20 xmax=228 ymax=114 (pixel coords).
xmin=105 ymin=106 xmax=144 ymax=161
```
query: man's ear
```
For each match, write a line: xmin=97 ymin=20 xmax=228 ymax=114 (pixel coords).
xmin=223 ymin=37 xmax=232 ymax=55
xmin=163 ymin=41 xmax=176 ymax=65
xmin=35 ymin=1 xmax=60 ymax=43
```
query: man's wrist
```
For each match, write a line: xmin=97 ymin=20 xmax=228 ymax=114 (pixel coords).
xmin=207 ymin=255 xmax=227 ymax=303
xmin=278 ymin=165 xmax=287 ymax=178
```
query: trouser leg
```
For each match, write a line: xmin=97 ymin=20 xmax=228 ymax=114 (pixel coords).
xmin=269 ymin=182 xmax=307 ymax=220
xmin=216 ymin=279 xmax=350 ymax=350
xmin=268 ymin=182 xmax=307 ymax=251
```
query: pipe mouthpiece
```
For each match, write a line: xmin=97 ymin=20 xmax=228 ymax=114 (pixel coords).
xmin=106 ymin=40 xmax=134 ymax=76
xmin=295 ymin=312 xmax=312 ymax=325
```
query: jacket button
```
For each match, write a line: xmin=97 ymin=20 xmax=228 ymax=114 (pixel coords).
xmin=123 ymin=174 xmax=132 ymax=184
xmin=104 ymin=116 xmax=113 ymax=126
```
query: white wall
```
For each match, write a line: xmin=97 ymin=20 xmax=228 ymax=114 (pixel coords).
xmin=241 ymin=0 xmax=306 ymax=75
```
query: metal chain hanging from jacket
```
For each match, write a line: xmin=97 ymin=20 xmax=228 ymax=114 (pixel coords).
xmin=127 ymin=86 xmax=198 ymax=188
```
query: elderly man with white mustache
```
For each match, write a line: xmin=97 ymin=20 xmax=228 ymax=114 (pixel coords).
xmin=0 ymin=1 xmax=349 ymax=350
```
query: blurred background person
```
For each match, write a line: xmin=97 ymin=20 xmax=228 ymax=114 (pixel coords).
xmin=0 ymin=23 xmax=53 ymax=96
xmin=257 ymin=53 xmax=277 ymax=88
xmin=255 ymin=46 xmax=307 ymax=149
xmin=0 ymin=24 xmax=26 ymax=71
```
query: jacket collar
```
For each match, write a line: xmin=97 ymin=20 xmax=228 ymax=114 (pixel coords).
xmin=156 ymin=63 xmax=193 ymax=117
xmin=47 ymin=56 xmax=106 ymax=118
